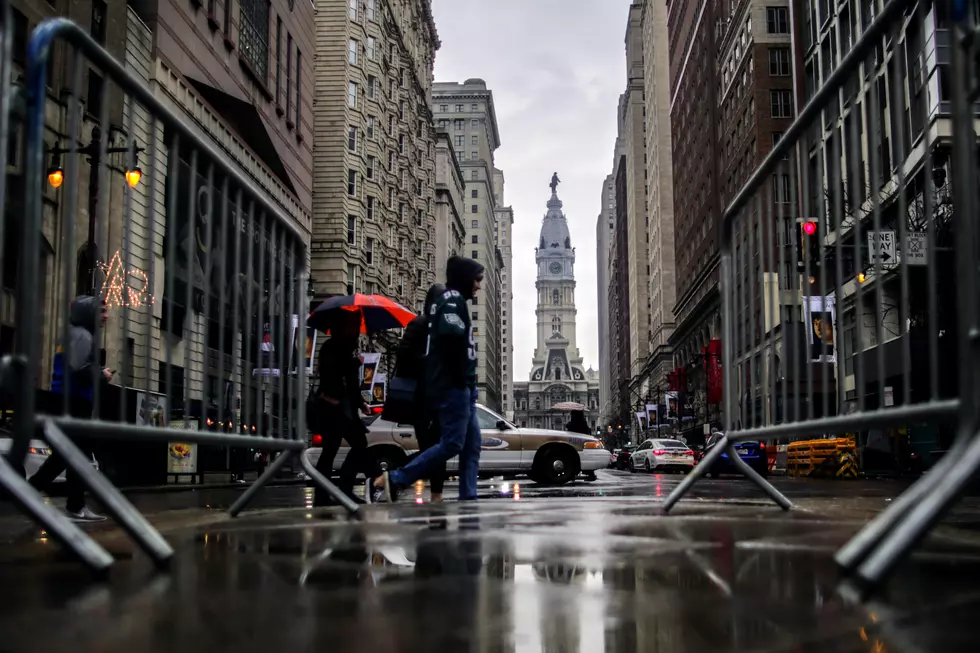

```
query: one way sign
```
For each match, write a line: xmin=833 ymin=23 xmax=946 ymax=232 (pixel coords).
xmin=868 ymin=231 xmax=896 ymax=265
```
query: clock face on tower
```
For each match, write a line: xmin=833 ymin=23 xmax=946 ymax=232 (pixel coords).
xmin=549 ymin=262 xmax=562 ymax=274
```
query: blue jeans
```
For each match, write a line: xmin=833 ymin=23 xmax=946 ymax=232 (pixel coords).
xmin=390 ymin=388 xmax=481 ymax=500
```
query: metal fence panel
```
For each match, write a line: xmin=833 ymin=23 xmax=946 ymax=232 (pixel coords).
xmin=662 ymin=0 xmax=980 ymax=592
xmin=0 ymin=16 xmax=357 ymax=573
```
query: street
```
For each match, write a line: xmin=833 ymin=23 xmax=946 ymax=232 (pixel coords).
xmin=2 ymin=470 xmax=979 ymax=652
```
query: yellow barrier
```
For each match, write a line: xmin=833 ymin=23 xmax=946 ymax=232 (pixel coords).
xmin=785 ymin=437 xmax=857 ymax=478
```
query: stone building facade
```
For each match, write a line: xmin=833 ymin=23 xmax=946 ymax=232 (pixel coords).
xmin=311 ymin=0 xmax=439 ymax=313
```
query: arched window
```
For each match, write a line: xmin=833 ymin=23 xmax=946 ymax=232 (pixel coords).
xmin=553 ymin=289 xmax=560 ymax=305
xmin=534 ymin=397 xmax=541 ymax=410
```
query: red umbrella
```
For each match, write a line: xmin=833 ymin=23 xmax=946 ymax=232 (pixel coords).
xmin=309 ymin=293 xmax=416 ymax=334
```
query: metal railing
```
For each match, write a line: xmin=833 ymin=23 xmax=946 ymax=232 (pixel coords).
xmin=662 ymin=0 xmax=980 ymax=594
xmin=0 ymin=12 xmax=358 ymax=575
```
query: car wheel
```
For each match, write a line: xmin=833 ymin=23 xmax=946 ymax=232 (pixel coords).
xmin=644 ymin=459 xmax=651 ymax=473
xmin=629 ymin=459 xmax=636 ymax=473
xmin=534 ymin=446 xmax=579 ymax=485
xmin=368 ymin=446 xmax=407 ymax=474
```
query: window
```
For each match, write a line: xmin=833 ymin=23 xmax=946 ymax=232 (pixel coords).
xmin=239 ymin=0 xmax=270 ymax=80
xmin=398 ymin=134 xmax=404 ymax=153
xmin=347 ymin=170 xmax=357 ymax=197
xmin=471 ymin=135 xmax=478 ymax=145
xmin=348 ymin=39 xmax=358 ymax=65
xmin=472 ymin=250 xmax=478 ymax=259
xmin=471 ymin=220 xmax=479 ymax=228
xmin=367 ymin=0 xmax=376 ymax=20
xmin=773 ymin=173 xmax=791 ymax=202
xmin=472 ymin=297 xmax=478 ymax=305
xmin=438 ymin=119 xmax=449 ymax=129
xmin=455 ymin=104 xmax=464 ymax=112
xmin=771 ymin=132 xmax=788 ymax=159
xmin=347 ymin=81 xmax=357 ymax=108
xmin=86 ymin=70 xmax=104 ymax=118
xmin=347 ymin=266 xmax=357 ymax=295
xmin=471 ymin=205 xmax=478 ymax=214
xmin=471 ymin=103 xmax=478 ymax=111
xmin=367 ymin=196 xmax=375 ymax=220
xmin=367 ymin=116 xmax=376 ymax=139
xmin=472 ymin=312 xmax=479 ymax=320
xmin=472 ymin=235 xmax=478 ymax=243
xmin=347 ymin=216 xmax=356 ymax=245
xmin=347 ymin=126 xmax=357 ymax=152
xmin=471 ymin=170 xmax=478 ymax=181
xmin=366 ymin=238 xmax=374 ymax=265
xmin=766 ymin=6 xmax=789 ymax=33
xmin=454 ymin=119 xmax=464 ymax=131
xmin=274 ymin=18 xmax=283 ymax=104
xmin=471 ymin=189 xmax=478 ymax=198
xmin=440 ymin=104 xmax=449 ymax=112
xmin=401 ymin=238 xmax=407 ymax=258
xmin=471 ymin=151 xmax=478 ymax=161
xmin=367 ymin=36 xmax=376 ymax=60
xmin=455 ymin=135 xmax=464 ymax=147
xmin=348 ymin=0 xmax=357 ymax=20
xmin=367 ymin=75 xmax=376 ymax=99
xmin=91 ymin=0 xmax=107 ymax=45
xmin=285 ymin=34 xmax=293 ymax=118
xmin=471 ymin=119 xmax=479 ymax=128
xmin=399 ymin=203 xmax=405 ymax=221
xmin=388 ymin=187 xmax=395 ymax=208
xmin=768 ymin=47 xmax=790 ymax=75
xmin=296 ymin=50 xmax=302 ymax=131
xmin=366 ymin=156 xmax=375 ymax=179
xmin=770 ymin=90 xmax=792 ymax=118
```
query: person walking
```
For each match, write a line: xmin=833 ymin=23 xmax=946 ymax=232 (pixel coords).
xmin=389 ymin=283 xmax=447 ymax=503
xmin=372 ymin=256 xmax=484 ymax=502
xmin=311 ymin=307 xmax=372 ymax=506
xmin=29 ymin=296 xmax=109 ymax=522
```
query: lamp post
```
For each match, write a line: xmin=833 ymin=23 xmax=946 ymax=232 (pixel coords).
xmin=47 ymin=126 xmax=144 ymax=294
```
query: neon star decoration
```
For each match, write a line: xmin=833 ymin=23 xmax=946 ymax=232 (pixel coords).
xmin=98 ymin=250 xmax=155 ymax=308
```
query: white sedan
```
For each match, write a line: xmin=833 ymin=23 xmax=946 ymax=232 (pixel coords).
xmin=304 ymin=403 xmax=608 ymax=485
xmin=0 ymin=436 xmax=100 ymax=481
xmin=629 ymin=438 xmax=695 ymax=473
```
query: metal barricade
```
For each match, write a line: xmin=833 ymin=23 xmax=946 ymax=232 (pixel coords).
xmin=0 ymin=17 xmax=358 ymax=574
xmin=662 ymin=0 xmax=980 ymax=593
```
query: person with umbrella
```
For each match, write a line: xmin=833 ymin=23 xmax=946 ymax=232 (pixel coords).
xmin=310 ymin=307 xmax=371 ymax=506
xmin=372 ymin=256 xmax=485 ymax=502
xmin=307 ymin=292 xmax=417 ymax=505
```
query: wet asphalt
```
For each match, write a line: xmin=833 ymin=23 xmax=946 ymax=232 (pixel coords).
xmin=1 ymin=469 xmax=979 ymax=652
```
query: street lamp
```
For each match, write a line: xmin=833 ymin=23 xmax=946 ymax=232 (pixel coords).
xmin=46 ymin=127 xmax=145 ymax=292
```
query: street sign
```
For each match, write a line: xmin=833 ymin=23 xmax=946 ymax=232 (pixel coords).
xmin=867 ymin=231 xmax=896 ymax=265
xmin=905 ymin=232 xmax=928 ymax=266
xmin=884 ymin=386 xmax=894 ymax=407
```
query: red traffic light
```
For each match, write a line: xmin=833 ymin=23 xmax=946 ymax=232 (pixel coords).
xmin=802 ymin=221 xmax=817 ymax=236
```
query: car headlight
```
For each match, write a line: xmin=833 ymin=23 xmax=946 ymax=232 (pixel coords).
xmin=583 ymin=441 xmax=603 ymax=449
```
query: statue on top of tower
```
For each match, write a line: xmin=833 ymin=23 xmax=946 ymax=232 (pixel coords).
xmin=549 ymin=172 xmax=560 ymax=194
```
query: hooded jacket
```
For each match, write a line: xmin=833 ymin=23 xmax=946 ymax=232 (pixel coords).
xmin=394 ymin=283 xmax=445 ymax=383
xmin=51 ymin=296 xmax=106 ymax=401
xmin=426 ymin=256 xmax=484 ymax=397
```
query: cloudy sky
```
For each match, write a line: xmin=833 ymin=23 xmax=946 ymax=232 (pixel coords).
xmin=431 ymin=0 xmax=633 ymax=382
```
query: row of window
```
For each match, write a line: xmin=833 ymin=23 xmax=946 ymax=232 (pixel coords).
xmin=438 ymin=118 xmax=481 ymax=131
xmin=238 ymin=0 xmax=303 ymax=134
xmin=437 ymin=103 xmax=482 ymax=113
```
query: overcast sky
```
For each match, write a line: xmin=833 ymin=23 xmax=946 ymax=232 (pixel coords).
xmin=431 ymin=0 xmax=632 ymax=383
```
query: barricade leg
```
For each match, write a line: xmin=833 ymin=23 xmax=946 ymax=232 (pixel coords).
xmin=724 ymin=441 xmax=793 ymax=510
xmin=851 ymin=430 xmax=980 ymax=592
xmin=835 ymin=438 xmax=965 ymax=572
xmin=0 ymin=453 xmax=114 ymax=573
xmin=299 ymin=453 xmax=362 ymax=517
xmin=662 ymin=436 xmax=732 ymax=513
xmin=228 ymin=448 xmax=296 ymax=517
xmin=43 ymin=420 xmax=174 ymax=568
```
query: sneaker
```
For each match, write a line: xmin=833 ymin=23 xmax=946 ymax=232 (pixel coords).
xmin=369 ymin=471 xmax=399 ymax=504
xmin=66 ymin=507 xmax=107 ymax=522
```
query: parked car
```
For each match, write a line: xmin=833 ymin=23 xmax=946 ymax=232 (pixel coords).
xmin=698 ymin=431 xmax=768 ymax=478
xmin=0 ymin=434 xmax=100 ymax=481
xmin=303 ymin=403 xmax=608 ymax=485
xmin=628 ymin=438 xmax=695 ymax=473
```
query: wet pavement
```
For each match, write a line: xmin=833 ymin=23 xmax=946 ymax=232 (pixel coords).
xmin=2 ymin=470 xmax=980 ymax=652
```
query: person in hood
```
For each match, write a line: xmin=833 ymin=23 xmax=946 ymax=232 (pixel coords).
xmin=30 ymin=295 xmax=110 ymax=522
xmin=566 ymin=411 xmax=591 ymax=435
xmin=372 ymin=257 xmax=484 ymax=502
xmin=388 ymin=283 xmax=446 ymax=502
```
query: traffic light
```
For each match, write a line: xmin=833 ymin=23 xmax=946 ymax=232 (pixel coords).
xmin=797 ymin=220 xmax=821 ymax=271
